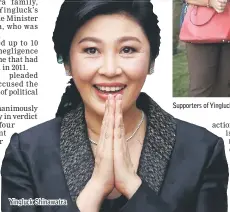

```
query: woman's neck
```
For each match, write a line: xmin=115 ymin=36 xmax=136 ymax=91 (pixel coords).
xmin=85 ymin=104 xmax=143 ymax=142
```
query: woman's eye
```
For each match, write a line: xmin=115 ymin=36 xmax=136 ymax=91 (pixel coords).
xmin=84 ymin=47 xmax=98 ymax=55
xmin=121 ymin=47 xmax=136 ymax=54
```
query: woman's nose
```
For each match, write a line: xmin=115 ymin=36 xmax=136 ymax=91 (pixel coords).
xmin=98 ymin=53 xmax=122 ymax=77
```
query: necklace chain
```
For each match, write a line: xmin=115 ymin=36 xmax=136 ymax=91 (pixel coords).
xmin=89 ymin=111 xmax=145 ymax=145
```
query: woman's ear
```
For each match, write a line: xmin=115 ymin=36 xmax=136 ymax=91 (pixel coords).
xmin=64 ymin=63 xmax=71 ymax=76
xmin=149 ymin=61 xmax=155 ymax=75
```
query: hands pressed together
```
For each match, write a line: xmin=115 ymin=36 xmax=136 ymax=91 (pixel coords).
xmin=91 ymin=94 xmax=142 ymax=200
xmin=210 ymin=0 xmax=228 ymax=13
xmin=77 ymin=94 xmax=143 ymax=211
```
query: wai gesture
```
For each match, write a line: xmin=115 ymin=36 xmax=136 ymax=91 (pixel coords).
xmin=113 ymin=94 xmax=142 ymax=199
xmin=91 ymin=94 xmax=142 ymax=200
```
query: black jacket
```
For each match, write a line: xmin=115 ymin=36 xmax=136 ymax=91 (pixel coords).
xmin=1 ymin=94 xmax=228 ymax=212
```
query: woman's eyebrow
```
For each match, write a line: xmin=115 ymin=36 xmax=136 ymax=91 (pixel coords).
xmin=78 ymin=37 xmax=102 ymax=44
xmin=78 ymin=36 xmax=141 ymax=44
xmin=117 ymin=36 xmax=141 ymax=43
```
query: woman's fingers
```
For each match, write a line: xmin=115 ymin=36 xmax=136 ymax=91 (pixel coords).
xmin=95 ymin=95 xmax=114 ymax=166
xmin=105 ymin=95 xmax=115 ymax=154
xmin=114 ymin=94 xmax=126 ymax=153
xmin=97 ymin=99 xmax=108 ymax=151
xmin=217 ymin=0 xmax=227 ymax=12
xmin=210 ymin=0 xmax=227 ymax=13
xmin=92 ymin=95 xmax=115 ymax=197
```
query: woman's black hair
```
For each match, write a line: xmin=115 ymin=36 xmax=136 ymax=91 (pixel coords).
xmin=53 ymin=0 xmax=161 ymax=117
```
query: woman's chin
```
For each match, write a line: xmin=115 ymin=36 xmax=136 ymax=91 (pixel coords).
xmin=91 ymin=103 xmax=107 ymax=117
xmin=87 ymin=95 xmax=132 ymax=117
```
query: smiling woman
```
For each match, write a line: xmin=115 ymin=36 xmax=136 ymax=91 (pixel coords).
xmin=1 ymin=0 xmax=228 ymax=212
xmin=64 ymin=13 xmax=151 ymax=119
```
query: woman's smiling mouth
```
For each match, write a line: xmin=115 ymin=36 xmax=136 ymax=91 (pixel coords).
xmin=93 ymin=83 xmax=127 ymax=99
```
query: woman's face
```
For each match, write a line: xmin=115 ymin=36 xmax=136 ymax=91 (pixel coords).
xmin=67 ymin=13 xmax=151 ymax=115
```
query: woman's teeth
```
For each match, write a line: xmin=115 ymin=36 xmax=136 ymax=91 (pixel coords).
xmin=95 ymin=85 xmax=125 ymax=93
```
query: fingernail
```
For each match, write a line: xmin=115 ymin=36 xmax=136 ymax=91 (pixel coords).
xmin=108 ymin=94 xmax=112 ymax=100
